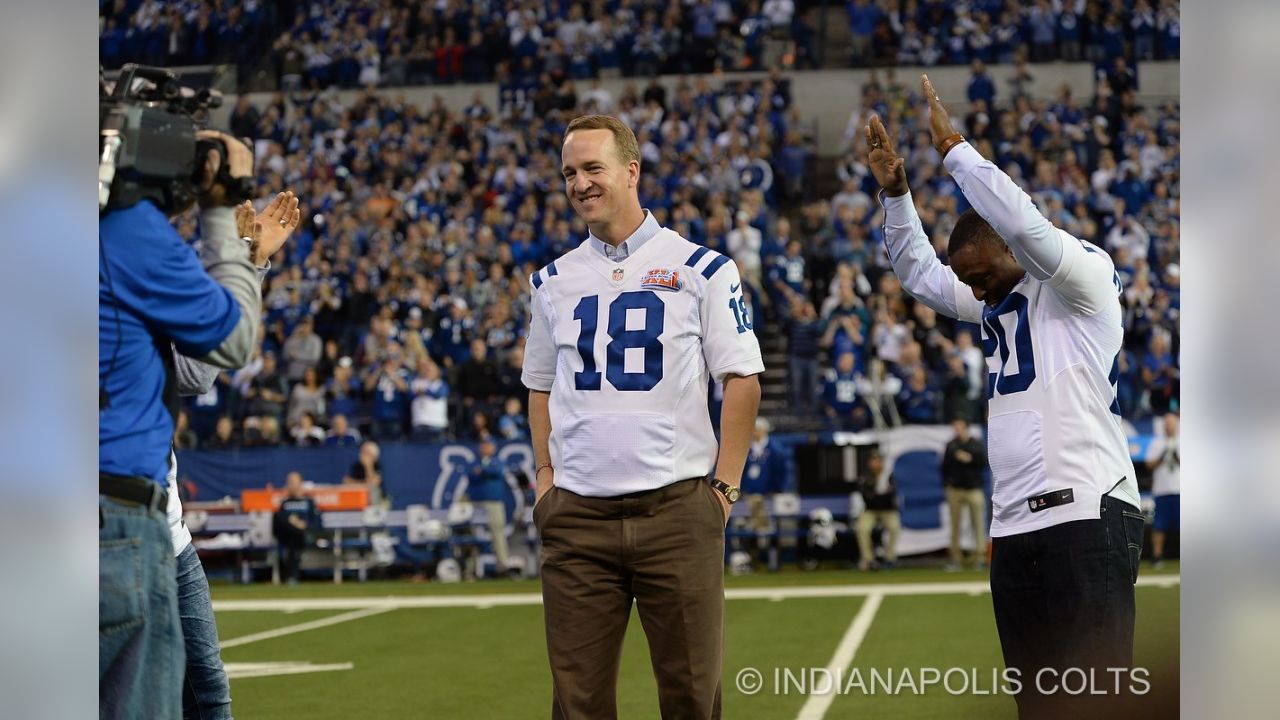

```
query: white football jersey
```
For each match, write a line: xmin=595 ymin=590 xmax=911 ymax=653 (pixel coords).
xmin=884 ymin=143 xmax=1140 ymax=537
xmin=522 ymin=227 xmax=764 ymax=497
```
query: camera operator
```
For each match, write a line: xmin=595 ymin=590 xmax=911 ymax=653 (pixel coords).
xmin=99 ymin=120 xmax=262 ymax=717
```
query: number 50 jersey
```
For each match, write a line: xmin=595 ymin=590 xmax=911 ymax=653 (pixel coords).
xmin=521 ymin=228 xmax=764 ymax=498
xmin=883 ymin=142 xmax=1140 ymax=538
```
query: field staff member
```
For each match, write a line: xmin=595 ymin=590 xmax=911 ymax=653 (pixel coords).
xmin=100 ymin=131 xmax=261 ymax=718
xmin=867 ymin=77 xmax=1145 ymax=718
xmin=522 ymin=114 xmax=763 ymax=719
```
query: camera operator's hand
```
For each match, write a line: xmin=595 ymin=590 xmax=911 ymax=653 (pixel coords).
xmin=196 ymin=130 xmax=254 ymax=207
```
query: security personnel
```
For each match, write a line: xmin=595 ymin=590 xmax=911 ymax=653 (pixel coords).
xmin=99 ymin=130 xmax=261 ymax=719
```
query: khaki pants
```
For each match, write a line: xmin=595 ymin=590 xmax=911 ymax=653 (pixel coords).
xmin=478 ymin=500 xmax=509 ymax=573
xmin=535 ymin=478 xmax=725 ymax=720
xmin=856 ymin=510 xmax=901 ymax=565
xmin=945 ymin=487 xmax=987 ymax=566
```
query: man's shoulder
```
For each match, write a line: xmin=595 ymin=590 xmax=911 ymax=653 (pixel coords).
xmin=529 ymin=243 xmax=587 ymax=291
xmin=657 ymin=233 xmax=737 ymax=288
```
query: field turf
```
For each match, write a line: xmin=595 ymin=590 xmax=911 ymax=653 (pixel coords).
xmin=211 ymin=562 xmax=1180 ymax=719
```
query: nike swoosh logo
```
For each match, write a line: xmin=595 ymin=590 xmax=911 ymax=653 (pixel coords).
xmin=729 ymin=283 xmax=740 ymax=293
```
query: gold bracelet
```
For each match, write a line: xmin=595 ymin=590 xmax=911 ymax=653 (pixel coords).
xmin=936 ymin=133 xmax=965 ymax=158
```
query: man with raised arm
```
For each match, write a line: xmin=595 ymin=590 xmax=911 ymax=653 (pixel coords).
xmin=865 ymin=76 xmax=1143 ymax=718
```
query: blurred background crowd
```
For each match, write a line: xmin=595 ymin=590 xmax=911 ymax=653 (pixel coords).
xmin=100 ymin=0 xmax=1180 ymax=91
xmin=102 ymin=1 xmax=1179 ymax=451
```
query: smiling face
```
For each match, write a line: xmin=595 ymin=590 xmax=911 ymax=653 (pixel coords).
xmin=561 ymin=125 xmax=642 ymax=240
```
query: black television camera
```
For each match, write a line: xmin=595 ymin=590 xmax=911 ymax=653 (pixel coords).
xmin=99 ymin=64 xmax=251 ymax=215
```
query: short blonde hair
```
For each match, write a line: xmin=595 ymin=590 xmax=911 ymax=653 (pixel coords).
xmin=564 ymin=114 xmax=641 ymax=166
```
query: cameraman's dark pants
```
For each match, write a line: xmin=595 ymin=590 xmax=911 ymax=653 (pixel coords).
xmin=991 ymin=495 xmax=1145 ymax=719
xmin=535 ymin=478 xmax=725 ymax=720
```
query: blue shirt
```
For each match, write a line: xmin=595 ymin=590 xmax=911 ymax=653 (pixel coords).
xmin=469 ymin=456 xmax=508 ymax=502
xmin=589 ymin=210 xmax=661 ymax=262
xmin=100 ymin=201 xmax=241 ymax=484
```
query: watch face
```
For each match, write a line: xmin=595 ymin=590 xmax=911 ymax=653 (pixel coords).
xmin=726 ymin=487 xmax=740 ymax=503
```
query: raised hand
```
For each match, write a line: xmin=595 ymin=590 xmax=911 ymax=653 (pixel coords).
xmin=252 ymin=191 xmax=301 ymax=266
xmin=922 ymin=75 xmax=963 ymax=156
xmin=864 ymin=114 xmax=909 ymax=197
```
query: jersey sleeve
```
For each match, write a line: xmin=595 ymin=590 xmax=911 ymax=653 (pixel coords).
xmin=108 ymin=206 xmax=242 ymax=357
xmin=696 ymin=254 xmax=765 ymax=382
xmin=1044 ymin=235 xmax=1124 ymax=315
xmin=881 ymin=191 xmax=984 ymax=324
xmin=944 ymin=142 xmax=1119 ymax=315
xmin=520 ymin=282 xmax=556 ymax=392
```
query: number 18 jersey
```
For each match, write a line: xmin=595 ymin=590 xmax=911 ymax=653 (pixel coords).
xmin=521 ymin=227 xmax=765 ymax=498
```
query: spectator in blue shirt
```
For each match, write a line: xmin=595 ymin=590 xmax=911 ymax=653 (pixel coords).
xmin=897 ymin=367 xmax=942 ymax=424
xmin=497 ymin=397 xmax=530 ymax=441
xmin=967 ymin=59 xmax=997 ymax=106
xmin=324 ymin=413 xmax=363 ymax=448
xmin=468 ymin=435 xmax=513 ymax=575
xmin=365 ymin=354 xmax=410 ymax=440
xmin=823 ymin=352 xmax=870 ymax=431
xmin=847 ymin=0 xmax=881 ymax=65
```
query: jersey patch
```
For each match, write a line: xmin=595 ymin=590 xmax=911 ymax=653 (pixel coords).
xmin=640 ymin=268 xmax=684 ymax=293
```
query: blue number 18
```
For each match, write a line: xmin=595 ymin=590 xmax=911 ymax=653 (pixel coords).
xmin=573 ymin=291 xmax=665 ymax=391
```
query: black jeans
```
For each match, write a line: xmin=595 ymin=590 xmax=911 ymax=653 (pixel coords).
xmin=990 ymin=495 xmax=1145 ymax=719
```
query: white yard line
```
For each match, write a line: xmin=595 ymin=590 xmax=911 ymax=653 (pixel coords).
xmin=212 ymin=574 xmax=1179 ymax=613
xmin=224 ymin=662 xmax=355 ymax=679
xmin=219 ymin=606 xmax=395 ymax=649
xmin=794 ymin=592 xmax=884 ymax=720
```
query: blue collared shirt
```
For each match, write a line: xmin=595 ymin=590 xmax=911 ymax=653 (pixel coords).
xmin=589 ymin=210 xmax=661 ymax=262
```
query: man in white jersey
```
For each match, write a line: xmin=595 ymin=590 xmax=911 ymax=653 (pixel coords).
xmin=522 ymin=114 xmax=763 ymax=719
xmin=866 ymin=78 xmax=1144 ymax=718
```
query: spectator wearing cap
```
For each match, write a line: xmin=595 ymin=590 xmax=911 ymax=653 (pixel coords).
xmin=854 ymin=450 xmax=900 ymax=571
xmin=467 ymin=435 xmax=513 ymax=576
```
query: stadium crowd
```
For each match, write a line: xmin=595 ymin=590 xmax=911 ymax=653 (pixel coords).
xmin=99 ymin=1 xmax=1178 ymax=90
xmin=98 ymin=0 xmax=1180 ymax=450
xmin=172 ymin=70 xmax=820 ymax=448
xmin=165 ymin=55 xmax=1178 ymax=451
xmin=785 ymin=63 xmax=1179 ymax=431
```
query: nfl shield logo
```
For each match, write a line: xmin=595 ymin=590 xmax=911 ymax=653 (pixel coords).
xmin=612 ymin=268 xmax=624 ymax=282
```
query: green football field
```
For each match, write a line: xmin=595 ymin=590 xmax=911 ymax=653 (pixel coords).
xmin=210 ymin=563 xmax=1180 ymax=719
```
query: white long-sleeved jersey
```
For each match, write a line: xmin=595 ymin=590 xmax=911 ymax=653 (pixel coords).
xmin=883 ymin=141 xmax=1140 ymax=537
xmin=521 ymin=229 xmax=764 ymax=497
